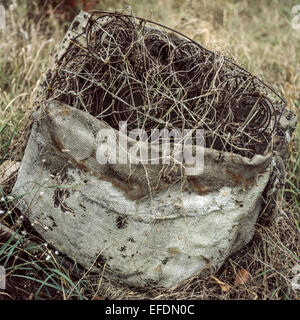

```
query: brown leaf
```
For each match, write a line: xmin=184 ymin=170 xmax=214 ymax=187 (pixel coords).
xmin=92 ymin=296 xmax=105 ymax=300
xmin=234 ymin=268 xmax=250 ymax=286
xmin=210 ymin=275 xmax=231 ymax=292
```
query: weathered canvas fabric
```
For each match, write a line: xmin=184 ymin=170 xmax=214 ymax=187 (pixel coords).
xmin=13 ymin=100 xmax=274 ymax=288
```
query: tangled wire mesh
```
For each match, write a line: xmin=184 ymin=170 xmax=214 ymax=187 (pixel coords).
xmin=43 ymin=11 xmax=286 ymax=159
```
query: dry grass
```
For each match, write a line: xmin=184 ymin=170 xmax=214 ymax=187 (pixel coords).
xmin=0 ymin=0 xmax=299 ymax=300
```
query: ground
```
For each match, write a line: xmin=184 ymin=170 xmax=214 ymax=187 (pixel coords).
xmin=0 ymin=0 xmax=299 ymax=300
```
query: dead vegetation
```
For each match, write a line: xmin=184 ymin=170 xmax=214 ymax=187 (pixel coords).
xmin=0 ymin=0 xmax=299 ymax=300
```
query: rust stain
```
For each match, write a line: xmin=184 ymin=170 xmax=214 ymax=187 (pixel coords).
xmin=95 ymin=172 xmax=147 ymax=201
xmin=226 ymin=170 xmax=256 ymax=189
xmin=188 ymin=177 xmax=212 ymax=195
xmin=51 ymin=134 xmax=64 ymax=153
xmin=62 ymin=108 xmax=71 ymax=116
xmin=76 ymin=160 xmax=89 ymax=171
xmin=49 ymin=133 xmax=168 ymax=201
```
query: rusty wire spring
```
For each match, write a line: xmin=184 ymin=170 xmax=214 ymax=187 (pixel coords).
xmin=45 ymin=12 xmax=286 ymax=158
